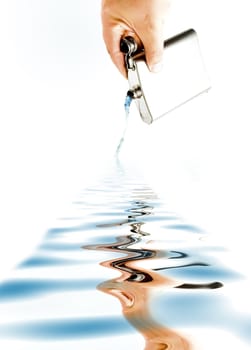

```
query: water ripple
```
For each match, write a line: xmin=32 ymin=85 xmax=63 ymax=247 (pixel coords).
xmin=39 ymin=242 xmax=84 ymax=252
xmin=0 ymin=279 xmax=100 ymax=301
xmin=46 ymin=223 xmax=96 ymax=235
xmin=155 ymin=263 xmax=242 ymax=281
xmin=151 ymin=291 xmax=251 ymax=342
xmin=164 ymin=224 xmax=204 ymax=233
xmin=18 ymin=256 xmax=81 ymax=268
xmin=0 ymin=316 xmax=133 ymax=340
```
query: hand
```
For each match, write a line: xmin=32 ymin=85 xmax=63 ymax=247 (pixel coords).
xmin=101 ymin=0 xmax=169 ymax=77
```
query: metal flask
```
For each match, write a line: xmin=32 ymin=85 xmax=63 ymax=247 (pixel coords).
xmin=120 ymin=29 xmax=211 ymax=124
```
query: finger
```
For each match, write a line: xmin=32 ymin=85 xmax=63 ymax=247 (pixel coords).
xmin=102 ymin=25 xmax=128 ymax=78
xmin=137 ymin=20 xmax=165 ymax=73
xmin=110 ymin=49 xmax=127 ymax=78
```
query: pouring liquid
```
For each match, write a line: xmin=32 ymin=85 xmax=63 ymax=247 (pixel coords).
xmin=115 ymin=93 xmax=133 ymax=156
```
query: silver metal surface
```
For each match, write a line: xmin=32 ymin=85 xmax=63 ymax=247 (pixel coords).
xmin=123 ymin=29 xmax=211 ymax=124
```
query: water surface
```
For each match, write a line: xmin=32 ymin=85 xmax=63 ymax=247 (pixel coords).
xmin=0 ymin=162 xmax=250 ymax=349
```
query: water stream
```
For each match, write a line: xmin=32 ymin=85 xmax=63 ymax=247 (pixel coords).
xmin=115 ymin=93 xmax=133 ymax=155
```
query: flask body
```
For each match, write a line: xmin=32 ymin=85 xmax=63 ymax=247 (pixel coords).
xmin=125 ymin=29 xmax=210 ymax=124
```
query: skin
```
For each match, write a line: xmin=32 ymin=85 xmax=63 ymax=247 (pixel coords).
xmin=101 ymin=0 xmax=170 ymax=77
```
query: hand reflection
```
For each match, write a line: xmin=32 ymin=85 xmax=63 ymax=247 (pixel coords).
xmin=98 ymin=256 xmax=191 ymax=350
xmin=88 ymin=205 xmax=192 ymax=350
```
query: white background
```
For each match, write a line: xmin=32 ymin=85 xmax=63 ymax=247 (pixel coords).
xmin=1 ymin=0 xmax=251 ymax=280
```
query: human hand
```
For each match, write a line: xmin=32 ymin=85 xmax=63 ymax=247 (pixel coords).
xmin=101 ymin=0 xmax=169 ymax=77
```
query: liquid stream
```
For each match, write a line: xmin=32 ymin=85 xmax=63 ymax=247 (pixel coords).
xmin=115 ymin=93 xmax=133 ymax=155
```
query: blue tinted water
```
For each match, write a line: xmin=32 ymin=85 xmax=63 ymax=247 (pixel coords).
xmin=0 ymin=160 xmax=250 ymax=349
xmin=115 ymin=93 xmax=133 ymax=155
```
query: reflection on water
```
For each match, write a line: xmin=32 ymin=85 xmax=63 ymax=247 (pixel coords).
xmin=86 ymin=224 xmax=192 ymax=348
xmin=84 ymin=183 xmax=224 ymax=349
xmin=0 ymin=162 xmax=250 ymax=349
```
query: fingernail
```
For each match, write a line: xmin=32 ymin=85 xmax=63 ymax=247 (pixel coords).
xmin=150 ymin=62 xmax=163 ymax=73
